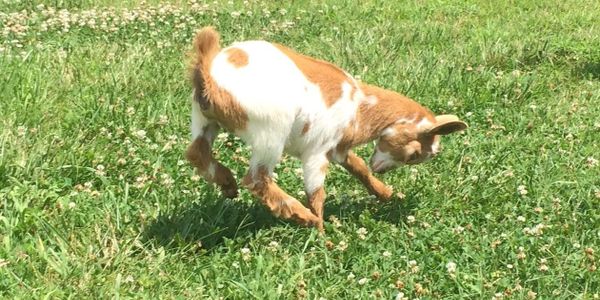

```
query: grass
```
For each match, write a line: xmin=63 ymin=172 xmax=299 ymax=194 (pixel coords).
xmin=1 ymin=0 xmax=599 ymax=298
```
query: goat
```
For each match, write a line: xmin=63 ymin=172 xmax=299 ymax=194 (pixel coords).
xmin=185 ymin=27 xmax=467 ymax=231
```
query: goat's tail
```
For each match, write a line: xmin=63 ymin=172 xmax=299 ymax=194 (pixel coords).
xmin=190 ymin=27 xmax=221 ymax=109
xmin=193 ymin=26 xmax=221 ymax=67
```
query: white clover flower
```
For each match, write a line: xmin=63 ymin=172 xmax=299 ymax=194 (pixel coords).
xmin=241 ymin=247 xmax=251 ymax=261
xmin=587 ymin=157 xmax=598 ymax=167
xmin=517 ymin=185 xmax=528 ymax=196
xmin=267 ymin=241 xmax=279 ymax=252
xmin=95 ymin=164 xmax=106 ymax=176
xmin=133 ymin=129 xmax=147 ymax=139
xmin=156 ymin=114 xmax=168 ymax=125
xmin=17 ymin=126 xmax=27 ymax=136
xmin=446 ymin=261 xmax=457 ymax=274
xmin=356 ymin=227 xmax=368 ymax=239
xmin=453 ymin=225 xmax=465 ymax=234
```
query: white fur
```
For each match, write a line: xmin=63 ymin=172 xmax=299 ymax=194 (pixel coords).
xmin=364 ymin=95 xmax=378 ymax=106
xmin=416 ymin=118 xmax=434 ymax=131
xmin=208 ymin=162 xmax=217 ymax=179
xmin=191 ymin=100 xmax=209 ymax=140
xmin=207 ymin=41 xmax=360 ymax=192
xmin=370 ymin=150 xmax=396 ymax=172
xmin=302 ymin=154 xmax=328 ymax=194
xmin=431 ymin=138 xmax=441 ymax=155
xmin=395 ymin=117 xmax=415 ymax=125
xmin=381 ymin=127 xmax=396 ymax=137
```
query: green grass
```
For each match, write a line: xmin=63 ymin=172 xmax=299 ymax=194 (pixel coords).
xmin=1 ymin=0 xmax=599 ymax=298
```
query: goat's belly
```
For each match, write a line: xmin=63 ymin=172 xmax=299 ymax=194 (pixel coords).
xmin=283 ymin=120 xmax=347 ymax=159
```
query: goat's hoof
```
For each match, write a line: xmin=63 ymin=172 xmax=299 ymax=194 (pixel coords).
xmin=294 ymin=211 xmax=322 ymax=229
xmin=375 ymin=186 xmax=394 ymax=201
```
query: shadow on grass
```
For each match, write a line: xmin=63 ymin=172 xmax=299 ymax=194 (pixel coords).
xmin=142 ymin=187 xmax=419 ymax=251
xmin=141 ymin=188 xmax=277 ymax=251
xmin=573 ymin=61 xmax=600 ymax=80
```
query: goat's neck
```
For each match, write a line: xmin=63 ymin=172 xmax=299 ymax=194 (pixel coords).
xmin=346 ymin=83 xmax=434 ymax=146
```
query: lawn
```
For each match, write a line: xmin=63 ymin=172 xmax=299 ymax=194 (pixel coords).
xmin=1 ymin=0 xmax=599 ymax=298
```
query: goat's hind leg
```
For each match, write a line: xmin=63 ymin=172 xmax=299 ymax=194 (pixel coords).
xmin=242 ymin=145 xmax=320 ymax=228
xmin=185 ymin=103 xmax=238 ymax=198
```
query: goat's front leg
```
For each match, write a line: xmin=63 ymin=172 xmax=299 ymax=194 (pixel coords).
xmin=339 ymin=151 xmax=393 ymax=200
xmin=242 ymin=149 xmax=320 ymax=228
xmin=185 ymin=104 xmax=238 ymax=198
xmin=301 ymin=154 xmax=329 ymax=231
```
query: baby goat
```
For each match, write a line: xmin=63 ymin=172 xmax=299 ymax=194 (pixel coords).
xmin=186 ymin=27 xmax=467 ymax=231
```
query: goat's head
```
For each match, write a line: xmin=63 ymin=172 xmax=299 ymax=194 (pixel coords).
xmin=370 ymin=115 xmax=467 ymax=173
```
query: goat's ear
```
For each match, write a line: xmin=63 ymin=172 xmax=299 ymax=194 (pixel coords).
xmin=427 ymin=115 xmax=468 ymax=135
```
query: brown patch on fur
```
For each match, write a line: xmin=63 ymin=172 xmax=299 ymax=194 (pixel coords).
xmin=200 ymin=88 xmax=248 ymax=132
xmin=274 ymin=43 xmax=349 ymax=107
xmin=186 ymin=136 xmax=238 ymax=198
xmin=212 ymin=163 xmax=238 ymax=198
xmin=301 ymin=122 xmax=311 ymax=135
xmin=225 ymin=47 xmax=249 ymax=68
xmin=342 ymin=151 xmax=393 ymax=200
xmin=243 ymin=166 xmax=320 ymax=227
xmin=191 ymin=27 xmax=248 ymax=131
xmin=307 ymin=187 xmax=326 ymax=231
xmin=378 ymin=130 xmax=415 ymax=157
xmin=185 ymin=137 xmax=212 ymax=171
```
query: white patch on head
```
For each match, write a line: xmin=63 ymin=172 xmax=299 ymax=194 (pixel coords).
xmin=416 ymin=118 xmax=434 ymax=131
xmin=381 ymin=127 xmax=396 ymax=137
xmin=395 ymin=117 xmax=415 ymax=125
xmin=363 ymin=95 xmax=378 ymax=106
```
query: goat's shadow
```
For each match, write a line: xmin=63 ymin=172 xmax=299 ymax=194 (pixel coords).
xmin=573 ymin=61 xmax=600 ymax=80
xmin=142 ymin=187 xmax=419 ymax=251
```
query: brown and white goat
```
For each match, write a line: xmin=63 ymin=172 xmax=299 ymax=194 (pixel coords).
xmin=186 ymin=27 xmax=467 ymax=231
